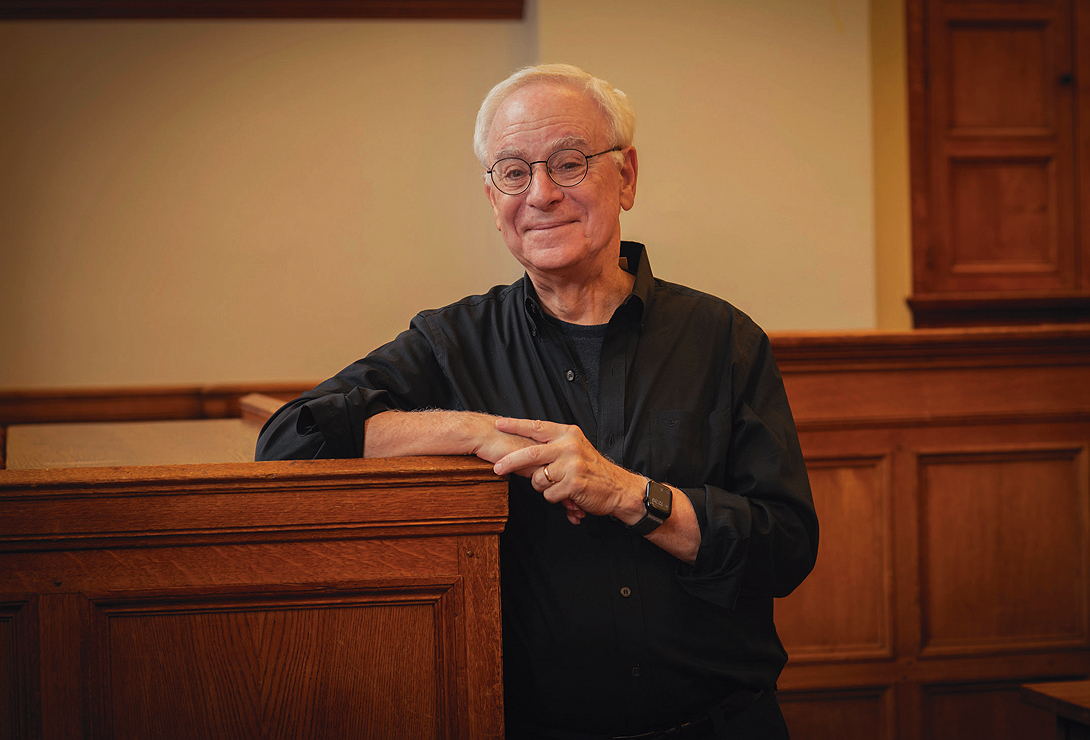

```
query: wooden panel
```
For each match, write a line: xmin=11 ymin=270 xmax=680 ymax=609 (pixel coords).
xmin=925 ymin=682 xmax=1060 ymax=740
xmin=949 ymin=157 xmax=1058 ymax=276
xmin=777 ymin=456 xmax=894 ymax=661
xmin=457 ymin=536 xmax=504 ymax=739
xmin=0 ymin=609 xmax=12 ymax=740
xmin=0 ymin=601 xmax=32 ymax=740
xmin=778 ymin=687 xmax=893 ymax=740
xmin=89 ymin=589 xmax=457 ymax=739
xmin=919 ymin=445 xmax=1088 ymax=655
xmin=948 ymin=21 xmax=1052 ymax=133
xmin=39 ymin=594 xmax=81 ymax=740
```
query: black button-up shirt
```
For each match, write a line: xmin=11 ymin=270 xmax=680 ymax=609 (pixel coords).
xmin=256 ymin=242 xmax=818 ymax=736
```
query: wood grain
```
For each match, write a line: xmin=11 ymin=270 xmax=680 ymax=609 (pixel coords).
xmin=0 ymin=456 xmax=507 ymax=738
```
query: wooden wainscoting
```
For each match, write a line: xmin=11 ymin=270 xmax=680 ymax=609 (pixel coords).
xmin=2 ymin=324 xmax=1088 ymax=738
xmin=772 ymin=324 xmax=1090 ymax=740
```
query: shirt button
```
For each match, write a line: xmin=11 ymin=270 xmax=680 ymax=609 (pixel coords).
xmin=566 ymin=370 xmax=575 ymax=381
xmin=631 ymin=665 xmax=642 ymax=677
xmin=620 ymin=586 xmax=632 ymax=597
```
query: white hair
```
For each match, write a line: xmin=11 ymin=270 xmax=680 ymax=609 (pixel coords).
xmin=473 ymin=63 xmax=636 ymax=168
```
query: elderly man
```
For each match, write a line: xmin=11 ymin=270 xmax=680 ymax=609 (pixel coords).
xmin=257 ymin=64 xmax=818 ymax=739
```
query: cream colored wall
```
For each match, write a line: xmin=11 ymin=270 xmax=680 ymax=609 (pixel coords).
xmin=539 ymin=0 xmax=880 ymax=331
xmin=0 ymin=2 xmax=912 ymax=390
xmin=871 ymin=0 xmax=913 ymax=330
xmin=0 ymin=19 xmax=534 ymax=388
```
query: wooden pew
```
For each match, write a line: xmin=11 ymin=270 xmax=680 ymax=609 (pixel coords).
xmin=0 ymin=404 xmax=507 ymax=739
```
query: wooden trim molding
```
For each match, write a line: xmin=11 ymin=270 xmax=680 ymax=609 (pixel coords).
xmin=907 ymin=294 xmax=1090 ymax=329
xmin=0 ymin=456 xmax=506 ymax=549
xmin=769 ymin=323 xmax=1090 ymax=372
xmin=0 ymin=0 xmax=524 ymax=19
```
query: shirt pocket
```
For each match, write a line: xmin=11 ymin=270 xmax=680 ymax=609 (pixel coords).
xmin=650 ymin=408 xmax=732 ymax=487
xmin=649 ymin=409 xmax=703 ymax=485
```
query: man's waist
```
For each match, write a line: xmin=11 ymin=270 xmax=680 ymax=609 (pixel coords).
xmin=511 ymin=688 xmax=767 ymax=740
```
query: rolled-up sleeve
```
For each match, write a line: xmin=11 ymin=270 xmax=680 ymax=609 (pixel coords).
xmin=675 ymin=325 xmax=819 ymax=610
xmin=255 ymin=320 xmax=453 ymax=461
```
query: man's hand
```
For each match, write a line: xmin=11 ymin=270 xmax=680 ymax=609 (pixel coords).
xmin=489 ymin=417 xmax=648 ymax=527
xmin=366 ymin=410 xmax=699 ymax=563
xmin=490 ymin=416 xmax=700 ymax=564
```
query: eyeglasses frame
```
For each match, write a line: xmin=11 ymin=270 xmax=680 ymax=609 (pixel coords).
xmin=486 ymin=146 xmax=624 ymax=196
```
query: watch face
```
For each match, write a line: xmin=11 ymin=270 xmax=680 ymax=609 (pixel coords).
xmin=647 ymin=481 xmax=672 ymax=517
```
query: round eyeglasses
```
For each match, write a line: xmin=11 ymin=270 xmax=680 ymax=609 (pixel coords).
xmin=487 ymin=147 xmax=622 ymax=196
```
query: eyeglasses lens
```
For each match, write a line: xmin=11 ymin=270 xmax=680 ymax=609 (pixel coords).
xmin=490 ymin=149 xmax=590 ymax=195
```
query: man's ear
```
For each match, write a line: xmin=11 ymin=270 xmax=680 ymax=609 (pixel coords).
xmin=485 ymin=181 xmax=503 ymax=231
xmin=619 ymin=146 xmax=638 ymax=211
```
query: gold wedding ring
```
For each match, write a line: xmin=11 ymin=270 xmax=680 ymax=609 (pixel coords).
xmin=542 ymin=465 xmax=555 ymax=484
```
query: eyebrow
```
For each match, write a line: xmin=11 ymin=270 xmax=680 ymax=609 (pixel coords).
xmin=493 ymin=135 xmax=593 ymax=162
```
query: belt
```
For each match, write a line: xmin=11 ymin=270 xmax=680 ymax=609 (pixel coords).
xmin=610 ymin=690 xmax=765 ymax=740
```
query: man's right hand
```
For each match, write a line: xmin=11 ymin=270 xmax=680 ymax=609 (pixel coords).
xmin=363 ymin=409 xmax=586 ymax=522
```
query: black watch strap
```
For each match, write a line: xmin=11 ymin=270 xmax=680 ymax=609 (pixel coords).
xmin=628 ymin=479 xmax=672 ymax=535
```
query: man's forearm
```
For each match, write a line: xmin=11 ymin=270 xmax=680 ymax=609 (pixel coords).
xmin=363 ymin=410 xmax=489 ymax=458
xmin=363 ymin=409 xmax=539 ymax=464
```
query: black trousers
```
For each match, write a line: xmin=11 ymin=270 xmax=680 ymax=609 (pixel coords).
xmin=700 ymin=689 xmax=790 ymax=739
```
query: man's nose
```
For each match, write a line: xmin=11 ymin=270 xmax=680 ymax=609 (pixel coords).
xmin=524 ymin=162 xmax=563 ymax=205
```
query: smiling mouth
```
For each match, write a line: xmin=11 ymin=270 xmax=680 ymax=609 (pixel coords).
xmin=527 ymin=221 xmax=573 ymax=231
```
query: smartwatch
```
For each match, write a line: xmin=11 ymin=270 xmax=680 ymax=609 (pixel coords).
xmin=627 ymin=479 xmax=673 ymax=535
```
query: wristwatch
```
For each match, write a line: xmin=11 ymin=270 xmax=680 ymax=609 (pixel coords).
xmin=627 ymin=479 xmax=673 ymax=535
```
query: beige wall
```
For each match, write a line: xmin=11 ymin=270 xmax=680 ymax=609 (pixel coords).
xmin=539 ymin=0 xmax=882 ymax=331
xmin=0 ymin=0 xmax=912 ymax=390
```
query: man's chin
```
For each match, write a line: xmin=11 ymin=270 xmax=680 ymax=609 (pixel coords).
xmin=512 ymin=242 xmax=583 ymax=273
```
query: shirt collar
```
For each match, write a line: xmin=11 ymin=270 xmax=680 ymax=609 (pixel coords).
xmin=520 ymin=240 xmax=652 ymax=333
xmin=619 ymin=241 xmax=652 ymax=330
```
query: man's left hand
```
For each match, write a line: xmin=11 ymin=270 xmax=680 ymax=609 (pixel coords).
xmin=488 ymin=417 xmax=647 ymax=527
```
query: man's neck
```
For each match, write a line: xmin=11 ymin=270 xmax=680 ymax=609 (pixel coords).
xmin=530 ymin=261 xmax=635 ymax=326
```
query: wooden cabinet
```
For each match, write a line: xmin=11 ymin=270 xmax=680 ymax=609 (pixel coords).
xmin=907 ymin=0 xmax=1090 ymax=326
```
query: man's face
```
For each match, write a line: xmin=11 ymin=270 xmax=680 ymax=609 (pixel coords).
xmin=484 ymin=82 xmax=637 ymax=280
